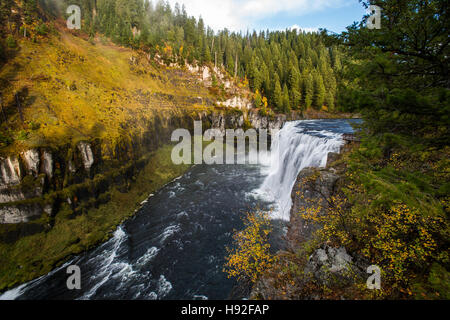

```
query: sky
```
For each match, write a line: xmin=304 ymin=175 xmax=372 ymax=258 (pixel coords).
xmin=166 ymin=0 xmax=367 ymax=33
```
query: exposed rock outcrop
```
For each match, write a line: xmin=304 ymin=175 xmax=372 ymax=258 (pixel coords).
xmin=326 ymin=152 xmax=340 ymax=168
xmin=22 ymin=149 xmax=40 ymax=176
xmin=77 ymin=142 xmax=95 ymax=171
xmin=286 ymin=167 xmax=339 ymax=248
xmin=0 ymin=203 xmax=43 ymax=224
xmin=218 ymin=96 xmax=253 ymax=110
xmin=248 ymin=111 xmax=287 ymax=131
xmin=201 ymin=66 xmax=211 ymax=82
xmin=42 ymin=150 xmax=53 ymax=179
xmin=0 ymin=109 xmax=296 ymax=231
xmin=0 ymin=178 xmax=44 ymax=204
xmin=0 ymin=143 xmax=95 ymax=224
xmin=186 ymin=64 xmax=232 ymax=89
xmin=305 ymin=245 xmax=367 ymax=288
xmin=0 ymin=156 xmax=22 ymax=186
xmin=0 ymin=154 xmax=44 ymax=204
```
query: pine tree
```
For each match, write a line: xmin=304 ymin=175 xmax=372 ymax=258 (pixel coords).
xmin=290 ymin=87 xmax=301 ymax=110
xmin=303 ymin=73 xmax=314 ymax=109
xmin=331 ymin=45 xmax=342 ymax=71
xmin=288 ymin=66 xmax=300 ymax=90
xmin=282 ymin=83 xmax=291 ymax=113
xmin=201 ymin=40 xmax=211 ymax=63
xmin=313 ymin=72 xmax=326 ymax=109
xmin=272 ymin=74 xmax=283 ymax=112
xmin=225 ymin=49 xmax=234 ymax=75
xmin=43 ymin=0 xmax=346 ymax=114
xmin=249 ymin=55 xmax=262 ymax=91
xmin=325 ymin=91 xmax=335 ymax=111
xmin=261 ymin=64 xmax=270 ymax=96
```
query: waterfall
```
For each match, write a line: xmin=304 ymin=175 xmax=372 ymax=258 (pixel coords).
xmin=259 ymin=121 xmax=344 ymax=221
xmin=1 ymin=119 xmax=354 ymax=300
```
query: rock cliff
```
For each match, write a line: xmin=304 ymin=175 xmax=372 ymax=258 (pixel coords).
xmin=252 ymin=138 xmax=367 ymax=300
xmin=0 ymin=109 xmax=295 ymax=236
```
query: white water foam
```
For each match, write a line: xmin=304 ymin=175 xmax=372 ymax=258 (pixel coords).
xmin=3 ymin=223 xmax=170 ymax=300
xmin=79 ymin=227 xmax=130 ymax=300
xmin=257 ymin=121 xmax=344 ymax=221
xmin=159 ymin=224 xmax=181 ymax=244
xmin=136 ymin=247 xmax=160 ymax=268
xmin=0 ymin=283 xmax=28 ymax=300
xmin=0 ymin=259 xmax=75 ymax=300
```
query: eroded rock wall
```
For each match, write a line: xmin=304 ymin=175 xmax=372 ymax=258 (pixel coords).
xmin=0 ymin=109 xmax=295 ymax=230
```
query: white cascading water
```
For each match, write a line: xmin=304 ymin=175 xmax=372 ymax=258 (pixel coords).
xmin=259 ymin=121 xmax=344 ymax=221
xmin=1 ymin=120 xmax=351 ymax=300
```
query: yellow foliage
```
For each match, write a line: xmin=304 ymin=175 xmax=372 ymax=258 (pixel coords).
xmin=297 ymin=171 xmax=448 ymax=297
xmin=262 ymin=96 xmax=268 ymax=108
xmin=224 ymin=210 xmax=275 ymax=284
xmin=163 ymin=43 xmax=172 ymax=56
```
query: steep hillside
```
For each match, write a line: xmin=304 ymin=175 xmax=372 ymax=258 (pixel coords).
xmin=0 ymin=23 xmax=218 ymax=155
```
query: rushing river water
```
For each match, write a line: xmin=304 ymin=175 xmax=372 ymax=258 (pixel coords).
xmin=1 ymin=119 xmax=358 ymax=300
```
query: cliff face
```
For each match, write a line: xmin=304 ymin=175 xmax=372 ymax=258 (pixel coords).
xmin=252 ymin=139 xmax=368 ymax=300
xmin=286 ymin=167 xmax=340 ymax=248
xmin=0 ymin=109 xmax=291 ymax=234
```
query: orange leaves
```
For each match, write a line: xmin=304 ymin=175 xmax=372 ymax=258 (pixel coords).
xmin=163 ymin=43 xmax=173 ymax=56
xmin=238 ymin=77 xmax=249 ymax=88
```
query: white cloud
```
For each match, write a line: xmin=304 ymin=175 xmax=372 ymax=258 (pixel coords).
xmin=289 ymin=24 xmax=320 ymax=33
xmin=166 ymin=0 xmax=351 ymax=31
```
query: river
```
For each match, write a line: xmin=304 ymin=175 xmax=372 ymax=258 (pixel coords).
xmin=0 ymin=119 xmax=358 ymax=300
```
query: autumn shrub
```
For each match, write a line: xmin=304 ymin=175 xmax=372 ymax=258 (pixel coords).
xmin=0 ymin=132 xmax=12 ymax=147
xmin=224 ymin=210 xmax=275 ymax=284
xmin=29 ymin=121 xmax=40 ymax=131
xmin=298 ymin=134 xmax=449 ymax=299
xmin=16 ymin=130 xmax=29 ymax=141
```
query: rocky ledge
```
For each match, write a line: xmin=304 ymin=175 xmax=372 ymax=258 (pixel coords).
xmin=252 ymin=138 xmax=367 ymax=300
xmin=0 ymin=109 xmax=297 ymax=237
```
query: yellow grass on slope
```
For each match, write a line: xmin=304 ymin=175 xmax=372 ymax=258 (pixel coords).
xmin=0 ymin=29 xmax=213 ymax=154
